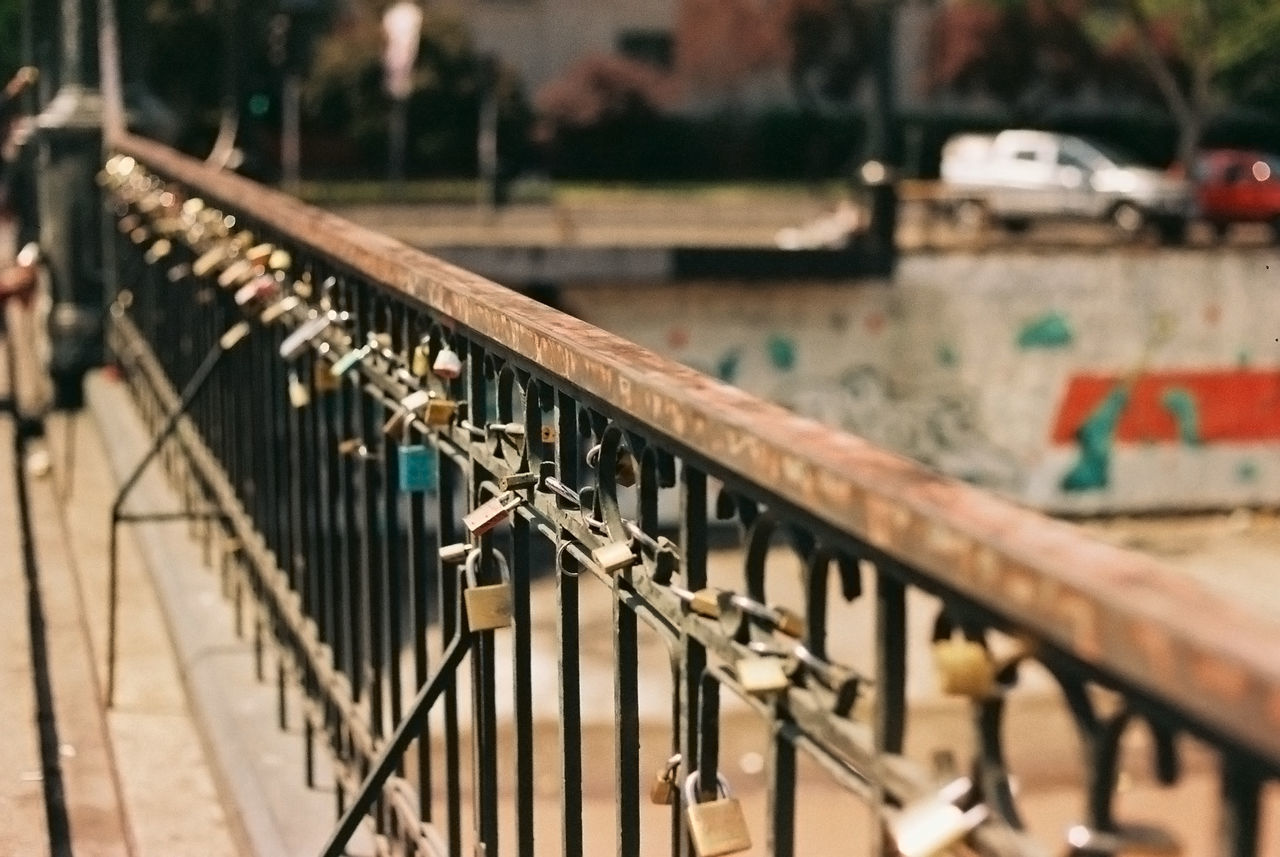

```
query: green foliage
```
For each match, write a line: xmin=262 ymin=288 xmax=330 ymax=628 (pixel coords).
xmin=0 ymin=0 xmax=25 ymax=81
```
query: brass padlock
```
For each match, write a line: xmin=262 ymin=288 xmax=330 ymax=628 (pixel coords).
xmin=411 ymin=335 xmax=432 ymax=376
xmin=217 ymin=257 xmax=255 ymax=289
xmin=423 ymin=397 xmax=457 ymax=427
xmin=462 ymin=491 xmax=523 ymax=537
xmin=736 ymin=654 xmax=790 ymax=696
xmin=259 ymin=295 xmax=300 ymax=325
xmin=585 ymin=443 xmax=638 ymax=488
xmin=889 ymin=777 xmax=989 ymax=857
xmin=932 ymin=636 xmax=995 ymax=699
xmin=192 ymin=244 xmax=229 ymax=277
xmin=287 ymin=370 xmax=310 ymax=409
xmin=1064 ymin=823 xmax=1181 ymax=857
xmin=463 ymin=548 xmax=513 ymax=631
xmin=683 ymin=771 xmax=751 ymax=857
xmin=649 ymin=753 xmax=682 ymax=805
xmin=592 ymin=540 xmax=635 ymax=573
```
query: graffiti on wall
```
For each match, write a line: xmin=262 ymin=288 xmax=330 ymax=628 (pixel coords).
xmin=1052 ymin=369 xmax=1280 ymax=492
xmin=780 ymin=365 xmax=1023 ymax=491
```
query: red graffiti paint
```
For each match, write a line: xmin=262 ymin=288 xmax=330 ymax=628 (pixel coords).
xmin=667 ymin=326 xmax=690 ymax=349
xmin=1052 ymin=369 xmax=1280 ymax=444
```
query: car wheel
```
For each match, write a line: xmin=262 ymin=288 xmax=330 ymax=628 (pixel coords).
xmin=1111 ymin=202 xmax=1146 ymax=238
xmin=1156 ymin=217 xmax=1188 ymax=246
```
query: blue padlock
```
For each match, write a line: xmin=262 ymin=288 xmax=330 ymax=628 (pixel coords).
xmin=398 ymin=444 xmax=436 ymax=493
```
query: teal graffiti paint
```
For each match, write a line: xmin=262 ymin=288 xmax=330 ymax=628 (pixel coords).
xmin=716 ymin=350 xmax=741 ymax=383
xmin=1160 ymin=387 xmax=1202 ymax=446
xmin=1237 ymin=459 xmax=1260 ymax=483
xmin=1017 ymin=312 xmax=1073 ymax=349
xmin=936 ymin=344 xmax=957 ymax=367
xmin=1060 ymin=386 xmax=1129 ymax=492
xmin=766 ymin=335 xmax=797 ymax=371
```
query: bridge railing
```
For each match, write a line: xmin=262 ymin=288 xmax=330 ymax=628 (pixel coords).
xmin=97 ymin=133 xmax=1280 ymax=857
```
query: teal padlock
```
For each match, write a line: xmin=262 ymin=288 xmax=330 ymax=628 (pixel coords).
xmin=398 ymin=445 xmax=436 ymax=493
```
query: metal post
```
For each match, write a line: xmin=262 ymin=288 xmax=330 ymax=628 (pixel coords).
xmin=35 ymin=0 xmax=105 ymax=407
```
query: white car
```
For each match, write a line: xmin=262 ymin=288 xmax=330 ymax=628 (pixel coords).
xmin=939 ymin=130 xmax=1193 ymax=241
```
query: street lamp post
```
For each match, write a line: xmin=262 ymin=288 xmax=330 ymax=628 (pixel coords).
xmin=35 ymin=0 xmax=106 ymax=405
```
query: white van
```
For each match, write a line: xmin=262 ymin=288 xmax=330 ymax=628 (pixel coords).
xmin=939 ymin=130 xmax=1193 ymax=241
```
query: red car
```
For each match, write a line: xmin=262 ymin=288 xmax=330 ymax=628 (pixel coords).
xmin=1195 ymin=148 xmax=1280 ymax=240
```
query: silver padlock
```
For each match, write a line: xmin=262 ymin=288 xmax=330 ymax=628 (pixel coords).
xmin=383 ymin=389 xmax=433 ymax=438
xmin=736 ymin=654 xmax=790 ymax=696
xmin=888 ymin=777 xmax=989 ymax=857
xmin=279 ymin=315 xmax=333 ymax=361
xmin=463 ymin=548 xmax=513 ymax=631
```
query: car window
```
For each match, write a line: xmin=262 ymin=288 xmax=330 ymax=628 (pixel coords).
xmin=1014 ymin=149 xmax=1039 ymax=162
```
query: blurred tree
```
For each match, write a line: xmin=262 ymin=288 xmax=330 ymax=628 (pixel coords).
xmin=0 ymin=0 xmax=23 ymax=78
xmin=1115 ymin=0 xmax=1280 ymax=164
xmin=303 ymin=1 xmax=531 ymax=177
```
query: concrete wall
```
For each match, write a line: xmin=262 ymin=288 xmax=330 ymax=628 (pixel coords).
xmin=560 ymin=249 xmax=1280 ymax=514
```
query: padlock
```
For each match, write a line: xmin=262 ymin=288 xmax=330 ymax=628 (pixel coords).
xmin=423 ymin=397 xmax=457 ymax=427
xmin=688 ymin=588 xmax=722 ymax=619
xmin=592 ymin=540 xmax=635 ymax=573
xmin=499 ymin=472 xmax=538 ymax=492
xmin=217 ymin=258 xmax=255 ymax=289
xmin=411 ymin=335 xmax=432 ymax=376
xmin=438 ymin=542 xmax=471 ymax=565
xmin=932 ymin=636 xmax=996 ymax=698
xmin=683 ymin=771 xmax=752 ymax=857
xmin=192 ymin=244 xmax=229 ymax=277
xmin=383 ymin=390 xmax=434 ymax=438
xmin=259 ymin=295 xmax=300 ymax=325
xmin=462 ymin=491 xmax=522 ymax=537
xmin=397 ymin=444 xmax=435 ymax=493
xmin=314 ymin=359 xmax=343 ymax=393
xmin=279 ymin=315 xmax=333 ymax=361
xmin=245 ymin=242 xmax=274 ymax=266
xmin=234 ymin=274 xmax=276 ymax=309
xmin=287 ymin=370 xmax=310 ymax=409
xmin=329 ymin=340 xmax=373 ymax=378
xmin=143 ymin=239 xmax=172 ymax=264
xmin=1064 ymin=823 xmax=1181 ymax=857
xmin=736 ymin=654 xmax=791 ymax=696
xmin=650 ymin=753 xmax=682 ymax=805
xmin=267 ymin=248 xmax=291 ymax=271
xmin=889 ymin=778 xmax=989 ymax=857
xmin=432 ymin=344 xmax=463 ymax=380
xmin=118 ymin=213 xmax=142 ymax=234
xmin=129 ymin=226 xmax=149 ymax=245
xmin=463 ymin=548 xmax=513 ymax=631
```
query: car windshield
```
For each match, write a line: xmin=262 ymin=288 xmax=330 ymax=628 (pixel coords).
xmin=1072 ymin=137 xmax=1142 ymax=168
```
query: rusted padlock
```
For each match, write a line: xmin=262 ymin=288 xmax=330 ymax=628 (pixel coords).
xmin=649 ymin=753 xmax=682 ymax=805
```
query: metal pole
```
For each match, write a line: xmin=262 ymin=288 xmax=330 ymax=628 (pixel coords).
xmin=35 ymin=0 xmax=105 ymax=407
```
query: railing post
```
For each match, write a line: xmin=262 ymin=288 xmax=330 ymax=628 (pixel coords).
xmin=35 ymin=0 xmax=105 ymax=407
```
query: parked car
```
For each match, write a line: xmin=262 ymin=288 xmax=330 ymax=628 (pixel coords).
xmin=1194 ymin=148 xmax=1280 ymax=240
xmin=939 ymin=130 xmax=1193 ymax=241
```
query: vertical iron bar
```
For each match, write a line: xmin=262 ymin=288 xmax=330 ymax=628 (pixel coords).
xmin=768 ymin=721 xmax=797 ymax=857
xmin=1220 ymin=756 xmax=1261 ymax=857
xmin=556 ymin=390 xmax=583 ymax=857
xmin=678 ymin=464 xmax=707 ymax=857
xmin=511 ymin=512 xmax=535 ymax=857
xmin=437 ymin=451 xmax=462 ymax=854
xmin=614 ymin=572 xmax=640 ymax=857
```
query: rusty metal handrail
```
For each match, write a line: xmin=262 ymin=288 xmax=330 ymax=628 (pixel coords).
xmin=108 ymin=131 xmax=1280 ymax=770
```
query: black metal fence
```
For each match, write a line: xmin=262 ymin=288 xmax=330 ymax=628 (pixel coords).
xmin=98 ymin=136 xmax=1280 ymax=857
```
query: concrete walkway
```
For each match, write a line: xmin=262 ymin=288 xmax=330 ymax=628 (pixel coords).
xmin=1 ymin=350 xmax=242 ymax=857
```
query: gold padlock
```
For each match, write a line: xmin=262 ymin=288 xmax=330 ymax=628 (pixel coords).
xmin=462 ymin=548 xmax=513 ymax=631
xmin=683 ymin=771 xmax=751 ymax=857
xmin=411 ymin=336 xmax=432 ymax=377
xmin=932 ymin=636 xmax=995 ymax=698
xmin=592 ymin=540 xmax=635 ymax=573
xmin=423 ymin=397 xmax=457 ymax=427
xmin=736 ymin=654 xmax=790 ymax=696
xmin=649 ymin=753 xmax=682 ymax=805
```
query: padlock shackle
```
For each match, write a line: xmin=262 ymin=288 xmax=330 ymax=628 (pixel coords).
xmin=682 ymin=770 xmax=732 ymax=806
xmin=463 ymin=546 xmax=511 ymax=588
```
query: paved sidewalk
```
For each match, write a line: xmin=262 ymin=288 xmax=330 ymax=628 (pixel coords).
xmin=1 ymin=348 xmax=242 ymax=856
